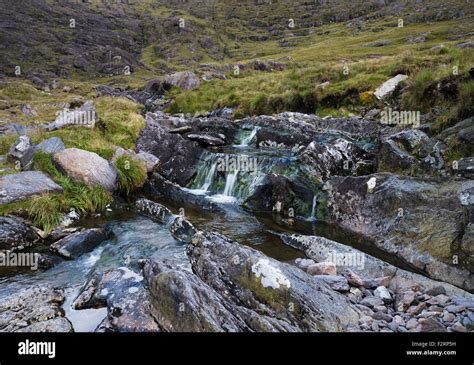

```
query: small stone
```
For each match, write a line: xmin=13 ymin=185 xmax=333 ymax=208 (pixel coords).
xmin=394 ymin=315 xmax=405 ymax=326
xmin=371 ymin=322 xmax=380 ymax=332
xmin=307 ymin=261 xmax=337 ymax=276
xmin=294 ymin=258 xmax=315 ymax=271
xmin=427 ymin=305 xmax=443 ymax=313
xmin=395 ymin=290 xmax=416 ymax=312
xmin=407 ymin=302 xmax=426 ymax=316
xmin=374 ymin=286 xmax=392 ymax=303
xmin=342 ymin=269 xmax=364 ymax=287
xmin=313 ymin=275 xmax=350 ymax=292
xmin=360 ymin=296 xmax=384 ymax=308
xmin=373 ymin=312 xmax=393 ymax=322
xmin=406 ymin=318 xmax=418 ymax=330
xmin=442 ymin=312 xmax=455 ymax=322
xmin=424 ymin=286 xmax=446 ymax=296
xmin=450 ymin=322 xmax=467 ymax=333
xmin=374 ymin=305 xmax=388 ymax=313
xmin=428 ymin=294 xmax=451 ymax=306
xmin=362 ymin=276 xmax=391 ymax=289
xmin=445 ymin=305 xmax=466 ymax=314
xmin=418 ymin=318 xmax=446 ymax=332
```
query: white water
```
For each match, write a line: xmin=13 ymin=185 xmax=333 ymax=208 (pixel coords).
xmin=308 ymin=195 xmax=317 ymax=221
xmin=235 ymin=127 xmax=258 ymax=147
xmin=207 ymin=170 xmax=239 ymax=204
xmin=200 ymin=161 xmax=217 ymax=191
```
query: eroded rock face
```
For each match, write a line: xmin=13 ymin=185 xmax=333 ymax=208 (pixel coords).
xmin=73 ymin=267 xmax=160 ymax=332
xmin=187 ymin=231 xmax=361 ymax=331
xmin=243 ymin=173 xmax=313 ymax=217
xmin=299 ymin=138 xmax=373 ymax=182
xmin=323 ymin=173 xmax=474 ymax=291
xmin=53 ymin=148 xmax=118 ymax=191
xmin=49 ymin=228 xmax=108 ymax=259
xmin=0 ymin=286 xmax=72 ymax=332
xmin=0 ymin=171 xmax=63 ymax=205
xmin=136 ymin=116 xmax=202 ymax=186
xmin=0 ymin=216 xmax=40 ymax=251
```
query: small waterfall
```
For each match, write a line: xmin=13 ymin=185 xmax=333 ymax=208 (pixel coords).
xmin=236 ymin=127 xmax=258 ymax=147
xmin=223 ymin=171 xmax=238 ymax=196
xmin=309 ymin=195 xmax=317 ymax=221
xmin=200 ymin=161 xmax=217 ymax=192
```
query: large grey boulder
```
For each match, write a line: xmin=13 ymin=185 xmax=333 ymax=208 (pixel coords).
xmin=0 ymin=216 xmax=40 ymax=251
xmin=323 ymin=173 xmax=474 ymax=291
xmin=0 ymin=286 xmax=73 ymax=332
xmin=0 ymin=171 xmax=63 ymax=205
xmin=49 ymin=228 xmax=108 ymax=259
xmin=7 ymin=135 xmax=34 ymax=169
xmin=53 ymin=148 xmax=118 ymax=191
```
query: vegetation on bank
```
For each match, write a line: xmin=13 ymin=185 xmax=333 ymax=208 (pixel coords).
xmin=115 ymin=155 xmax=148 ymax=194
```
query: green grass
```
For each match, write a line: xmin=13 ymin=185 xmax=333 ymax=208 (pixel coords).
xmin=114 ymin=155 xmax=147 ymax=195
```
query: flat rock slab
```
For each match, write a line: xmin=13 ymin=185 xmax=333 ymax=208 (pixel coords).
xmin=0 ymin=171 xmax=63 ymax=205
xmin=50 ymin=228 xmax=108 ymax=259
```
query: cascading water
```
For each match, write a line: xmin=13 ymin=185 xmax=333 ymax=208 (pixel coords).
xmin=308 ymin=195 xmax=317 ymax=221
xmin=235 ymin=127 xmax=259 ymax=147
xmin=200 ymin=161 xmax=217 ymax=192
xmin=223 ymin=170 xmax=238 ymax=196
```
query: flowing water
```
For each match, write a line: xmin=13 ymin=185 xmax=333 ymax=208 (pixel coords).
xmin=0 ymin=124 xmax=403 ymax=332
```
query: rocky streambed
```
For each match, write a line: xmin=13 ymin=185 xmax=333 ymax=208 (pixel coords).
xmin=0 ymin=110 xmax=473 ymax=333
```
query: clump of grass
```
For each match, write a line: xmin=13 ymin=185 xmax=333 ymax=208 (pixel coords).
xmin=28 ymin=194 xmax=65 ymax=233
xmin=456 ymin=80 xmax=474 ymax=120
xmin=114 ymin=155 xmax=147 ymax=194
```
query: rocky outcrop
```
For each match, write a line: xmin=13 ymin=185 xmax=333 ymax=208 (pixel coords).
xmin=378 ymin=129 xmax=446 ymax=175
xmin=49 ymin=228 xmax=108 ymax=259
xmin=187 ymin=133 xmax=225 ymax=147
xmin=323 ymin=173 xmax=474 ymax=291
xmin=0 ymin=286 xmax=73 ymax=332
xmin=0 ymin=216 xmax=40 ymax=251
xmin=136 ymin=116 xmax=202 ymax=186
xmin=0 ymin=171 xmax=63 ymax=205
xmin=299 ymin=138 xmax=373 ymax=182
xmin=187 ymin=231 xmax=361 ymax=331
xmin=53 ymin=148 xmax=118 ymax=191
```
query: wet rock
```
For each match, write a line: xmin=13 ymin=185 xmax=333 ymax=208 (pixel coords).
xmin=164 ymin=71 xmax=200 ymax=90
xmin=313 ymin=275 xmax=350 ymax=292
xmin=35 ymin=137 xmax=65 ymax=154
xmin=188 ymin=231 xmax=361 ymax=331
xmin=135 ymin=198 xmax=173 ymax=224
xmin=0 ymin=171 xmax=63 ymax=205
xmin=50 ymin=228 xmax=108 ymax=259
xmin=143 ymin=173 xmax=223 ymax=212
xmin=374 ymin=286 xmax=392 ymax=303
xmin=74 ymin=267 xmax=160 ymax=332
xmin=169 ymin=216 xmax=196 ymax=243
xmin=7 ymin=135 xmax=34 ymax=169
xmin=187 ymin=133 xmax=225 ymax=147
xmin=136 ymin=116 xmax=202 ymax=186
xmin=418 ymin=318 xmax=447 ymax=332
xmin=307 ymin=262 xmax=337 ymax=276
xmin=374 ymin=74 xmax=408 ymax=100
xmin=143 ymin=260 xmax=247 ymax=332
xmin=53 ymin=148 xmax=118 ymax=191
xmin=0 ymin=216 xmax=40 ymax=251
xmin=0 ymin=286 xmax=72 ymax=332
xmin=243 ymin=174 xmax=312 ymax=218
xmin=323 ymin=173 xmax=474 ymax=291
